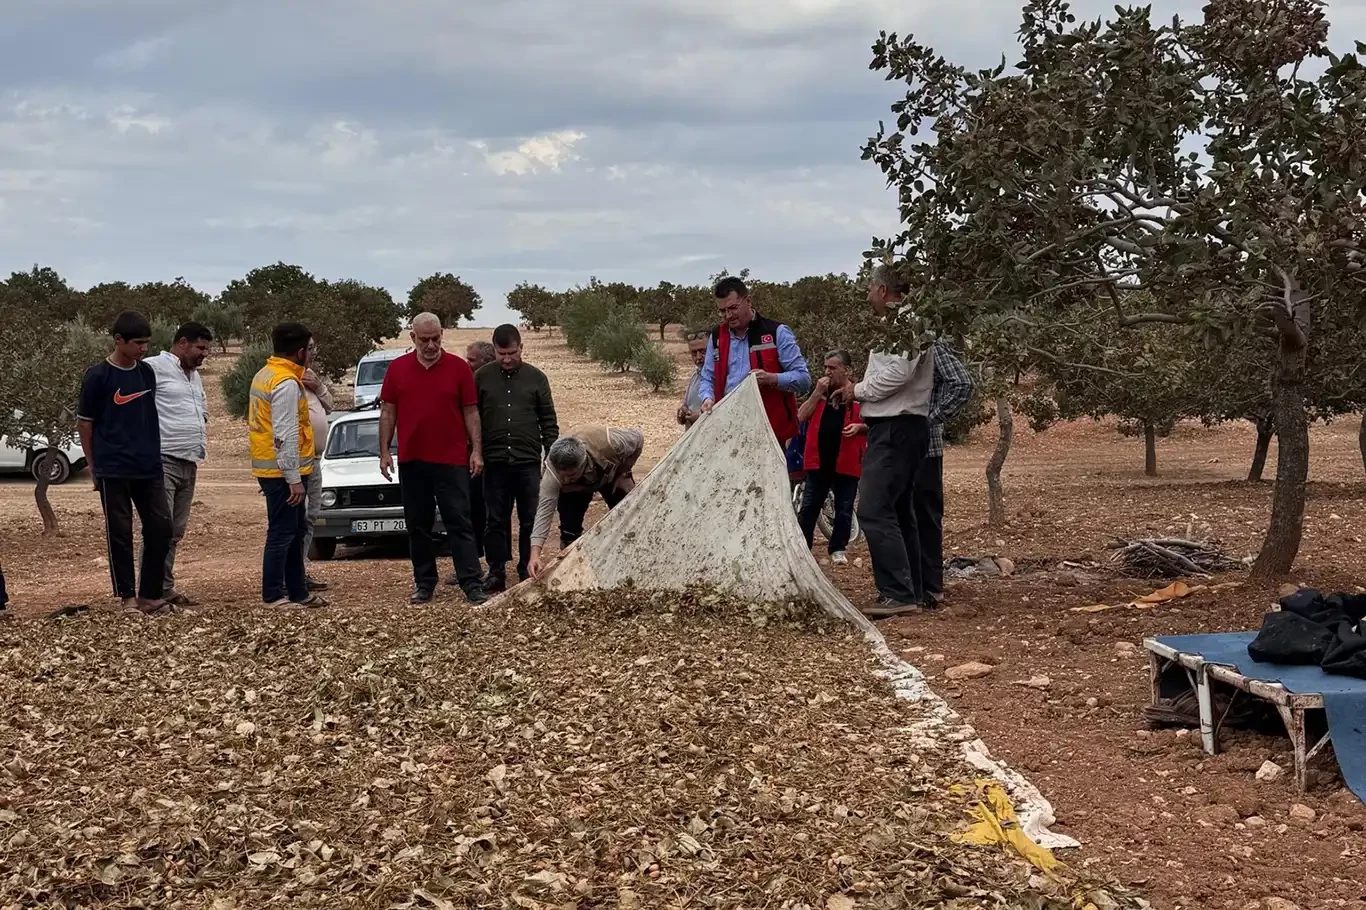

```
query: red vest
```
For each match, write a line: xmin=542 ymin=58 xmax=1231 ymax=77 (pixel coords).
xmin=802 ymin=398 xmax=866 ymax=478
xmin=713 ymin=316 xmax=799 ymax=443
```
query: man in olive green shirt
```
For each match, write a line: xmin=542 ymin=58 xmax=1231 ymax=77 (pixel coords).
xmin=475 ymin=324 xmax=559 ymax=592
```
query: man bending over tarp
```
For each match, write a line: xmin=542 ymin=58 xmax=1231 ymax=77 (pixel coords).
xmin=527 ymin=426 xmax=644 ymax=578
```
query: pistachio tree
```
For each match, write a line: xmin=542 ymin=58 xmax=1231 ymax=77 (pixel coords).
xmin=864 ymin=0 xmax=1366 ymax=576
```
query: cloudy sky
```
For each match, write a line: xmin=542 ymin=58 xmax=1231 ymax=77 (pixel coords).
xmin=2 ymin=1 xmax=1362 ymax=325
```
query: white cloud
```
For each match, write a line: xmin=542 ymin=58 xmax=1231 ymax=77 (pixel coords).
xmin=109 ymin=109 xmax=171 ymax=134
xmin=95 ymin=34 xmax=173 ymax=70
xmin=479 ymin=131 xmax=587 ymax=177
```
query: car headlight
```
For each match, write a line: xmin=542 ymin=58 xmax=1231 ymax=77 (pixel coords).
xmin=321 ymin=490 xmax=338 ymax=508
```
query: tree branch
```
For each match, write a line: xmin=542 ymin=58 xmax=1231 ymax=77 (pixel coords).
xmin=1105 ymin=282 xmax=1186 ymax=327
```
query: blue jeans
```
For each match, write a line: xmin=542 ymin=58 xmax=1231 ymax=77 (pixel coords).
xmin=259 ymin=476 xmax=309 ymax=603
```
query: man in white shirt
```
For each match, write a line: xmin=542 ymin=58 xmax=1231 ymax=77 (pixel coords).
xmin=831 ymin=265 xmax=934 ymax=617
xmin=301 ymin=340 xmax=334 ymax=592
xmin=145 ymin=322 xmax=211 ymax=606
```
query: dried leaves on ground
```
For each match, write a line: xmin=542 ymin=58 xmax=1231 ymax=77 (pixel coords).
xmin=0 ymin=589 xmax=1142 ymax=908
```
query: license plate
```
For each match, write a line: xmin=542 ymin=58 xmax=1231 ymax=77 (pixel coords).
xmin=352 ymin=519 xmax=406 ymax=533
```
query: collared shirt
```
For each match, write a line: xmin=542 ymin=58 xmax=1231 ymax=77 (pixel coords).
xmin=378 ymin=351 xmax=478 ymax=466
xmin=475 ymin=362 xmax=559 ymax=465
xmin=926 ymin=340 xmax=974 ymax=458
xmin=683 ymin=368 xmax=705 ymax=413
xmin=145 ymin=351 xmax=208 ymax=463
xmin=697 ymin=322 xmax=811 ymax=402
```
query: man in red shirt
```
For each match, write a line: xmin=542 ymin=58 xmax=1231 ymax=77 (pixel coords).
xmin=378 ymin=312 xmax=487 ymax=605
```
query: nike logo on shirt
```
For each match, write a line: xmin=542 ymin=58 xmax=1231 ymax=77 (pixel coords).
xmin=113 ymin=389 xmax=151 ymax=405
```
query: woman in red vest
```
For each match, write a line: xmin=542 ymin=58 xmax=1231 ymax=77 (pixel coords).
xmin=796 ymin=350 xmax=867 ymax=565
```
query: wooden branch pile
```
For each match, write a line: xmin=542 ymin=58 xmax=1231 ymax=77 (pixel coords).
xmin=1108 ymin=537 xmax=1240 ymax=578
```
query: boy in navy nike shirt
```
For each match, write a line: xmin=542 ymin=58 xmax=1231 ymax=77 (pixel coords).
xmin=78 ymin=311 xmax=174 ymax=614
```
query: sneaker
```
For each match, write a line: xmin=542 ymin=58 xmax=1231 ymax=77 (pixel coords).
xmin=410 ymin=589 xmax=434 ymax=605
xmin=290 ymin=594 xmax=329 ymax=609
xmin=830 ymin=551 xmax=848 ymax=566
xmin=464 ymin=586 xmax=489 ymax=606
xmin=924 ymin=590 xmax=945 ymax=607
xmin=166 ymin=591 xmax=199 ymax=608
xmin=862 ymin=597 xmax=923 ymax=619
xmin=305 ymin=577 xmax=329 ymax=593
xmin=482 ymin=575 xmax=507 ymax=595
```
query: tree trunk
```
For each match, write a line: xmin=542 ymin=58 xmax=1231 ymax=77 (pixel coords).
xmin=1249 ymin=414 xmax=1275 ymax=482
xmin=986 ymin=395 xmax=1013 ymax=529
xmin=34 ymin=448 xmax=59 ymax=536
xmin=1252 ymin=293 xmax=1311 ymax=580
xmin=659 ymin=322 xmax=667 ymax=340
xmin=1143 ymin=421 xmax=1158 ymax=477
xmin=1359 ymin=412 xmax=1366 ymax=477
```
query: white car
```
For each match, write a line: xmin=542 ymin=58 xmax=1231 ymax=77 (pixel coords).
xmin=308 ymin=408 xmax=440 ymax=560
xmin=0 ymin=431 xmax=87 ymax=484
xmin=352 ymin=348 xmax=410 ymax=408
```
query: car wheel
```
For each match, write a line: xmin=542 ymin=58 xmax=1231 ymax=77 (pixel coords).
xmin=31 ymin=449 xmax=71 ymax=485
xmin=309 ymin=538 xmax=337 ymax=561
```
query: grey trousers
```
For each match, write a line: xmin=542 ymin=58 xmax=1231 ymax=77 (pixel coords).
xmin=302 ymin=468 xmax=322 ymax=572
xmin=160 ymin=455 xmax=198 ymax=597
xmin=856 ymin=415 xmax=930 ymax=604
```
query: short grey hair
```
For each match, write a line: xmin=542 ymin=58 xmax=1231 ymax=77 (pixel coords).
xmin=868 ymin=263 xmax=909 ymax=296
xmin=548 ymin=436 xmax=589 ymax=473
xmin=411 ymin=312 xmax=442 ymax=332
xmin=469 ymin=341 xmax=495 ymax=363
xmin=824 ymin=349 xmax=852 ymax=367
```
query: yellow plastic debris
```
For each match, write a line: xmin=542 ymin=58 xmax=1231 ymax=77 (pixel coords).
xmin=952 ymin=780 xmax=1060 ymax=876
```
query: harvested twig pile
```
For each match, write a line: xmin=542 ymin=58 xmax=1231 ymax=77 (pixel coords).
xmin=0 ymin=589 xmax=1146 ymax=909
xmin=1108 ymin=537 xmax=1241 ymax=579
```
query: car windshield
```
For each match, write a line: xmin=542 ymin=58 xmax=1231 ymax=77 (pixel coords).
xmin=355 ymin=359 xmax=394 ymax=387
xmin=325 ymin=418 xmax=397 ymax=458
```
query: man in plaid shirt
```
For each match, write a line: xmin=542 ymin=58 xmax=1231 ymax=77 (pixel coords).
xmin=914 ymin=339 xmax=974 ymax=605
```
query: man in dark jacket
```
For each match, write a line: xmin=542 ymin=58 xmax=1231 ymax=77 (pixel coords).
xmin=475 ymin=324 xmax=559 ymax=592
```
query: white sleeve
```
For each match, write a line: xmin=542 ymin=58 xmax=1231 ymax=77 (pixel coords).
xmin=271 ymin=380 xmax=303 ymax=484
xmin=854 ymin=353 xmax=910 ymax=404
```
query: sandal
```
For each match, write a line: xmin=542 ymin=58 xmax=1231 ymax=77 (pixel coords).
xmin=291 ymin=594 xmax=329 ymax=609
xmin=138 ymin=600 xmax=182 ymax=616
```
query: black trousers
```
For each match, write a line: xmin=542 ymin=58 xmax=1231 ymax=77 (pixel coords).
xmin=855 ymin=415 xmax=930 ymax=604
xmin=909 ymin=456 xmax=945 ymax=598
xmin=483 ymin=461 xmax=541 ymax=581
xmin=98 ymin=476 xmax=173 ymax=601
xmin=400 ymin=461 xmax=482 ymax=595
xmin=470 ymin=471 xmax=486 ymax=560
xmin=0 ymin=561 xmax=8 ymax=609
xmin=557 ymin=479 xmax=631 ymax=548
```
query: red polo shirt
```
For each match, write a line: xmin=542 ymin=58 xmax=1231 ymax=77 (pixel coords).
xmin=378 ymin=351 xmax=476 ymax=465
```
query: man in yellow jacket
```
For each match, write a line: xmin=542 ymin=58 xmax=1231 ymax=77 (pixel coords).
xmin=248 ymin=323 xmax=327 ymax=608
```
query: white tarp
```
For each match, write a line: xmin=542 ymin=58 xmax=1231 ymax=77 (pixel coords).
xmin=514 ymin=375 xmax=1078 ymax=849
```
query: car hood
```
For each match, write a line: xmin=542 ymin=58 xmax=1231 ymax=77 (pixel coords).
xmin=318 ymin=457 xmax=400 ymax=487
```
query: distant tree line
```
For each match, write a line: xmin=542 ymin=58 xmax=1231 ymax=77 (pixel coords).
xmin=0 ymin=263 xmax=484 ymax=531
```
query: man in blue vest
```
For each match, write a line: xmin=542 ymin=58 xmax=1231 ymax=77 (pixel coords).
xmin=698 ymin=277 xmax=810 ymax=443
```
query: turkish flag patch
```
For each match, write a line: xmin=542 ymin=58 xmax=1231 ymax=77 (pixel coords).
xmin=761 ymin=334 xmax=773 ymax=343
